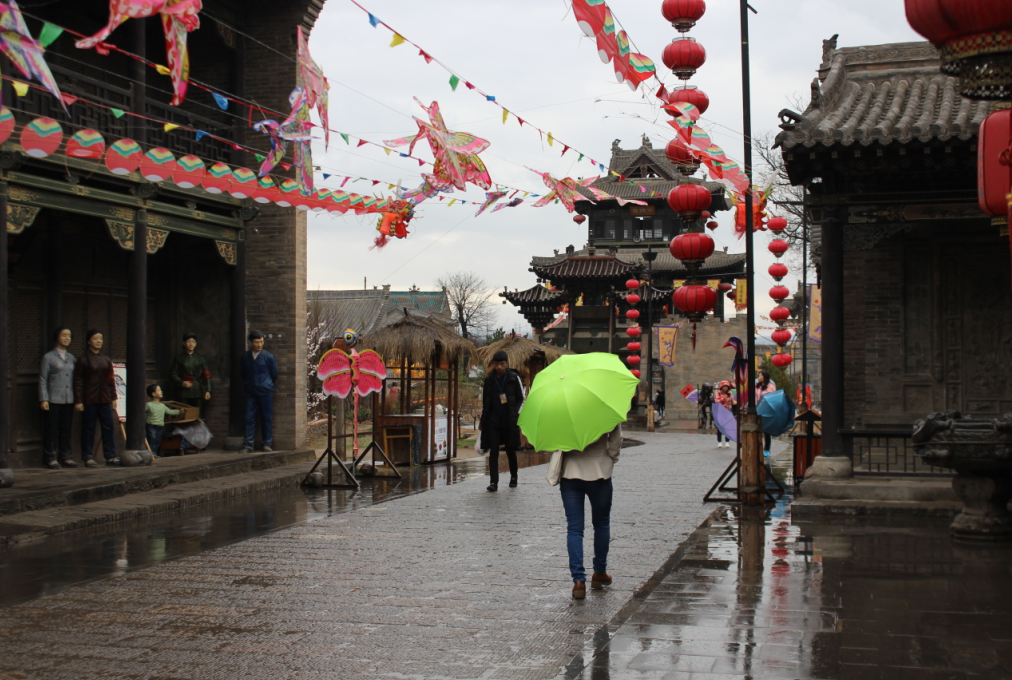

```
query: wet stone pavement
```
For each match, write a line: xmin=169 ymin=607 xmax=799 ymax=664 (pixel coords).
xmin=574 ymin=500 xmax=1012 ymax=680
xmin=0 ymin=432 xmax=734 ymax=680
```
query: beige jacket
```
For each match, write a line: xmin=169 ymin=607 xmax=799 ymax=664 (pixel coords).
xmin=561 ymin=425 xmax=622 ymax=481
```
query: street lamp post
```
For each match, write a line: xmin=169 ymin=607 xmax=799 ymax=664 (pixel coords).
xmin=739 ymin=0 xmax=763 ymax=506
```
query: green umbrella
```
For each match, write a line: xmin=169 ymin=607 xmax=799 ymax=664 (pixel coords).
xmin=518 ymin=352 xmax=639 ymax=452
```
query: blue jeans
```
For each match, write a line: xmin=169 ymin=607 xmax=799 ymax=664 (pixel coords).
xmin=560 ymin=477 xmax=613 ymax=583
xmin=243 ymin=392 xmax=273 ymax=449
xmin=81 ymin=403 xmax=116 ymax=461
xmin=146 ymin=424 xmax=164 ymax=454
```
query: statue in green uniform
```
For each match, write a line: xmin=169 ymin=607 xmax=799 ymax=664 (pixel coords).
xmin=169 ymin=333 xmax=211 ymax=416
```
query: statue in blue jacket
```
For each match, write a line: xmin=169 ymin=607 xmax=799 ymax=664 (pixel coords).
xmin=239 ymin=329 xmax=278 ymax=453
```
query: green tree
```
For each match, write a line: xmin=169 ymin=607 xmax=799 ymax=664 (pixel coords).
xmin=761 ymin=357 xmax=797 ymax=405
xmin=484 ymin=327 xmax=506 ymax=345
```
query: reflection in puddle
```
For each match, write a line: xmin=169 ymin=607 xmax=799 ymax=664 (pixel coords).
xmin=0 ymin=452 xmax=551 ymax=608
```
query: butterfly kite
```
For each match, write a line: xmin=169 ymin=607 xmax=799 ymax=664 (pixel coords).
xmin=76 ymin=0 xmax=201 ymax=106
xmin=571 ymin=0 xmax=655 ymax=91
xmin=528 ymin=168 xmax=648 ymax=213
xmin=386 ymin=99 xmax=492 ymax=192
xmin=491 ymin=197 xmax=523 ymax=213
xmin=296 ymin=26 xmax=329 ymax=149
xmin=317 ymin=329 xmax=387 ymax=458
xmin=474 ymin=190 xmax=506 ymax=217
xmin=253 ymin=87 xmax=314 ymax=191
xmin=0 ymin=0 xmax=66 ymax=108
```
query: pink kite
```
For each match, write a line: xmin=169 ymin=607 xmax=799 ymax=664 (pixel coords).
xmin=75 ymin=0 xmax=201 ymax=106
xmin=0 ymin=0 xmax=66 ymax=109
xmin=570 ymin=0 xmax=654 ymax=91
xmin=528 ymin=168 xmax=647 ymax=213
xmin=318 ymin=339 xmax=386 ymax=458
xmin=297 ymin=26 xmax=329 ymax=149
xmin=386 ymin=99 xmax=492 ymax=191
xmin=474 ymin=190 xmax=505 ymax=216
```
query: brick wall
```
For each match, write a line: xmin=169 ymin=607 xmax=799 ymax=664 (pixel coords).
xmin=661 ymin=316 xmax=746 ymax=420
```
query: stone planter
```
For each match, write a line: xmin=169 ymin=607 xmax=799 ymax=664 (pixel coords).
xmin=912 ymin=411 xmax=1012 ymax=541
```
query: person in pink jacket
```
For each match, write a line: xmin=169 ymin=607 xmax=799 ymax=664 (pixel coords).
xmin=755 ymin=370 xmax=776 ymax=453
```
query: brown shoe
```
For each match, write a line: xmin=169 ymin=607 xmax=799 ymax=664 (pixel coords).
xmin=591 ymin=572 xmax=612 ymax=590
xmin=572 ymin=581 xmax=586 ymax=600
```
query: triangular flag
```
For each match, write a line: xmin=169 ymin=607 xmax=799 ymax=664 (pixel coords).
xmin=357 ymin=139 xmax=368 ymax=147
xmin=448 ymin=199 xmax=456 ymax=206
xmin=372 ymin=180 xmax=379 ymax=186
xmin=390 ymin=33 xmax=405 ymax=47
xmin=465 ymin=82 xmax=475 ymax=90
xmin=164 ymin=123 xmax=179 ymax=132
xmin=419 ymin=50 xmax=432 ymax=64
xmin=323 ymin=173 xmax=331 ymax=180
xmin=502 ymin=109 xmax=508 ymax=124
xmin=438 ymin=195 xmax=444 ymax=201
xmin=599 ymin=164 xmax=605 ymax=172
xmin=485 ymin=95 xmax=495 ymax=102
xmin=578 ymin=153 xmax=583 ymax=162
xmin=547 ymin=132 xmax=554 ymax=147
xmin=561 ymin=145 xmax=569 ymax=156
xmin=155 ymin=64 xmax=170 ymax=76
xmin=212 ymin=93 xmax=229 ymax=110
xmin=517 ymin=118 xmax=524 ymax=127
xmin=449 ymin=75 xmax=460 ymax=91
xmin=12 ymin=82 xmax=28 ymax=96
xmin=417 ymin=159 xmax=425 ymax=167
xmin=383 ymin=147 xmax=391 ymax=155
xmin=60 ymin=93 xmax=78 ymax=107
xmin=340 ymin=132 xmax=349 ymax=144
xmin=368 ymin=13 xmax=380 ymax=27
xmin=256 ymin=153 xmax=266 ymax=162
xmin=38 ymin=23 xmax=63 ymax=48
xmin=195 ymin=129 xmax=207 ymax=140
xmin=281 ymin=162 xmax=292 ymax=171
xmin=388 ymin=183 xmax=394 ymax=189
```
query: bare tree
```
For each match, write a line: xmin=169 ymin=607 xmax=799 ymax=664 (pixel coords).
xmin=754 ymin=128 xmax=813 ymax=277
xmin=435 ymin=271 xmax=497 ymax=340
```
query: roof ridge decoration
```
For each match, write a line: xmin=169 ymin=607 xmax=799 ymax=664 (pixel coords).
xmin=776 ymin=38 xmax=992 ymax=150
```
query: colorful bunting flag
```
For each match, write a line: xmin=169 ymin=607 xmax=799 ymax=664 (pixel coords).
xmin=390 ymin=33 xmax=405 ymax=47
xmin=449 ymin=75 xmax=459 ymax=91
xmin=38 ymin=22 xmax=61 ymax=47
xmin=212 ymin=93 xmax=229 ymax=110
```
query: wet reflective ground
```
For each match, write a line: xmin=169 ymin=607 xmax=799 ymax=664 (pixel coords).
xmin=574 ymin=497 xmax=1012 ymax=679
xmin=0 ymin=452 xmax=551 ymax=608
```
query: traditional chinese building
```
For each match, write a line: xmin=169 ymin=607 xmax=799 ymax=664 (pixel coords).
xmin=776 ymin=38 xmax=1010 ymax=480
xmin=504 ymin=137 xmax=747 ymax=421
xmin=2 ymin=0 xmax=327 ymax=471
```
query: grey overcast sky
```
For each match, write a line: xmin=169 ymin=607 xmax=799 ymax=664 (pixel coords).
xmin=304 ymin=0 xmax=922 ymax=335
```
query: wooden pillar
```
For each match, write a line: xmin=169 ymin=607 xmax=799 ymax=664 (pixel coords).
xmin=0 ymin=179 xmax=11 ymax=482
xmin=229 ymin=239 xmax=246 ymax=441
xmin=46 ymin=220 xmax=62 ymax=343
xmin=821 ymin=209 xmax=845 ymax=459
xmin=607 ymin=293 xmax=615 ymax=353
xmin=567 ymin=304 xmax=575 ymax=350
xmin=126 ymin=209 xmax=148 ymax=451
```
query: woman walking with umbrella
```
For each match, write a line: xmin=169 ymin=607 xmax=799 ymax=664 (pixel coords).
xmin=519 ymin=353 xmax=638 ymax=599
xmin=480 ymin=350 xmax=525 ymax=491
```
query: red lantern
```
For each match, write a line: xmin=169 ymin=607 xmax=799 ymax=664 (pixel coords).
xmin=664 ymin=138 xmax=700 ymax=174
xmin=978 ymin=109 xmax=1010 ymax=216
xmin=665 ymin=86 xmax=709 ymax=115
xmin=701 ymin=211 xmax=711 ymax=219
xmin=626 ymin=341 xmax=641 ymax=352
xmin=767 ymin=216 xmax=788 ymax=232
xmin=626 ymin=279 xmax=641 ymax=290
xmin=626 ymin=309 xmax=640 ymax=320
xmin=771 ymin=353 xmax=793 ymax=368
xmin=772 ymin=328 xmax=792 ymax=346
xmin=726 ymin=290 xmax=736 ymax=301
xmin=662 ymin=37 xmax=706 ymax=80
xmin=626 ymin=326 xmax=642 ymax=337
xmin=630 ymin=369 xmax=641 ymax=378
xmin=769 ymin=285 xmax=790 ymax=301
xmin=670 ymin=231 xmax=714 ymax=261
xmin=673 ymin=284 xmax=716 ymax=319
xmin=770 ymin=305 xmax=790 ymax=322
xmin=706 ymin=220 xmax=718 ymax=230
xmin=666 ymin=184 xmax=711 ymax=221
xmin=626 ymin=293 xmax=641 ymax=305
xmin=768 ymin=239 xmax=789 ymax=257
xmin=573 ymin=214 xmax=587 ymax=224
xmin=626 ymin=354 xmax=641 ymax=365
xmin=717 ymin=282 xmax=733 ymax=292
xmin=769 ymin=263 xmax=788 ymax=280
xmin=661 ymin=0 xmax=706 ymax=32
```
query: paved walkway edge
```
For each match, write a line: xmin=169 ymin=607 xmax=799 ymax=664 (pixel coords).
xmin=559 ymin=506 xmax=726 ymax=680
xmin=0 ymin=449 xmax=316 ymax=518
xmin=0 ymin=461 xmax=318 ymax=547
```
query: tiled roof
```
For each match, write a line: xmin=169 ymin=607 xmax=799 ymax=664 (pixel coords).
xmin=531 ymin=254 xmax=642 ymax=280
xmin=533 ymin=248 xmax=745 ymax=277
xmin=500 ymin=285 xmax=567 ymax=304
xmin=775 ymin=40 xmax=992 ymax=150
xmin=308 ymin=288 xmax=391 ymax=337
xmin=386 ymin=290 xmax=450 ymax=318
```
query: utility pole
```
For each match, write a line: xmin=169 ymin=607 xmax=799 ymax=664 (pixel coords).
xmin=643 ymin=244 xmax=657 ymax=432
xmin=739 ymin=0 xmax=763 ymax=506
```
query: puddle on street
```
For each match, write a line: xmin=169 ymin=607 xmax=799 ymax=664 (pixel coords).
xmin=0 ymin=452 xmax=552 ymax=608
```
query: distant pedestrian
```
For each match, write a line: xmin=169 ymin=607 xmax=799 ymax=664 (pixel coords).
xmin=39 ymin=327 xmax=77 ymax=469
xmin=479 ymin=350 xmax=525 ymax=492
xmin=240 ymin=330 xmax=278 ymax=453
xmin=714 ymin=381 xmax=735 ymax=449
xmin=653 ymin=388 xmax=665 ymax=419
xmin=559 ymin=424 xmax=622 ymax=600
xmin=756 ymin=370 xmax=776 ymax=454
xmin=144 ymin=384 xmax=180 ymax=456
xmin=74 ymin=330 xmax=119 ymax=467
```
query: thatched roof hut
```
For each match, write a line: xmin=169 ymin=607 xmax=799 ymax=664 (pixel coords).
xmin=358 ymin=308 xmax=474 ymax=365
xmin=474 ymin=335 xmax=573 ymax=381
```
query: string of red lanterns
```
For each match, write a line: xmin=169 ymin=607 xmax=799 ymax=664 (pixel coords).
xmin=624 ymin=278 xmax=642 ymax=376
xmin=766 ymin=216 xmax=793 ymax=367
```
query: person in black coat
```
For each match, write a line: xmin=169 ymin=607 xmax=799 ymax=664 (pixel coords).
xmin=480 ymin=350 xmax=525 ymax=492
